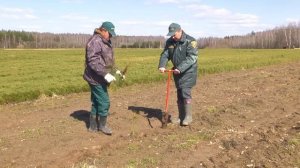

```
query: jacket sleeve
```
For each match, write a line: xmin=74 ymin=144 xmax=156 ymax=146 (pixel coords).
xmin=176 ymin=40 xmax=198 ymax=73
xmin=158 ymin=47 xmax=169 ymax=68
xmin=86 ymin=37 xmax=107 ymax=77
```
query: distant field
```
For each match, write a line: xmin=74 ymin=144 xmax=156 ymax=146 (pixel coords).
xmin=0 ymin=48 xmax=299 ymax=104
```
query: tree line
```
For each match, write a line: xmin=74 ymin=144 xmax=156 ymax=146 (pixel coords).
xmin=1 ymin=22 xmax=299 ymax=49
xmin=198 ymin=22 xmax=300 ymax=49
xmin=0 ymin=30 xmax=165 ymax=49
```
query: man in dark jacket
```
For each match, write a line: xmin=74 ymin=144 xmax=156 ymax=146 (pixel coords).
xmin=158 ymin=23 xmax=198 ymax=126
xmin=83 ymin=21 xmax=117 ymax=135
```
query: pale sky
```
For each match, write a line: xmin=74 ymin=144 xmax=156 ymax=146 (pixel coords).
xmin=1 ymin=0 xmax=299 ymax=38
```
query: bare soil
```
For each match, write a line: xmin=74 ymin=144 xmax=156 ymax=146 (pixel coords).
xmin=1 ymin=61 xmax=299 ymax=168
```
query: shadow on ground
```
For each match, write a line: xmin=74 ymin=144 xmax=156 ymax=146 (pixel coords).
xmin=70 ymin=110 xmax=90 ymax=129
xmin=128 ymin=106 xmax=168 ymax=128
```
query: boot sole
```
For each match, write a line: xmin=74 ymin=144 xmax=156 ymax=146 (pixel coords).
xmin=182 ymin=123 xmax=189 ymax=126
xmin=181 ymin=121 xmax=192 ymax=126
xmin=88 ymin=128 xmax=97 ymax=132
xmin=99 ymin=128 xmax=112 ymax=135
xmin=100 ymin=131 xmax=112 ymax=135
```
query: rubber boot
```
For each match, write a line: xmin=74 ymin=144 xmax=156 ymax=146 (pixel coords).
xmin=99 ymin=116 xmax=112 ymax=135
xmin=182 ymin=103 xmax=192 ymax=126
xmin=171 ymin=102 xmax=185 ymax=124
xmin=88 ymin=114 xmax=97 ymax=132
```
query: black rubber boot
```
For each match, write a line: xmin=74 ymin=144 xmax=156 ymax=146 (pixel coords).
xmin=99 ymin=116 xmax=112 ymax=135
xmin=171 ymin=102 xmax=185 ymax=124
xmin=182 ymin=103 xmax=192 ymax=126
xmin=88 ymin=114 xmax=97 ymax=132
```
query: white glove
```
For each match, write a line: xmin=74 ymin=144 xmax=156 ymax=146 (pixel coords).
xmin=159 ymin=67 xmax=166 ymax=73
xmin=173 ymin=69 xmax=180 ymax=74
xmin=104 ymin=73 xmax=116 ymax=83
xmin=116 ymin=70 xmax=122 ymax=75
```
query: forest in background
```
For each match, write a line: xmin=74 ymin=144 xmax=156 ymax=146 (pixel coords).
xmin=0 ymin=31 xmax=165 ymax=49
xmin=0 ymin=22 xmax=300 ymax=49
xmin=199 ymin=22 xmax=300 ymax=49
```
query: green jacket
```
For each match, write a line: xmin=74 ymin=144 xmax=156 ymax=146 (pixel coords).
xmin=158 ymin=31 xmax=198 ymax=88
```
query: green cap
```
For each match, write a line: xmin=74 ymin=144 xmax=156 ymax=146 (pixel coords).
xmin=167 ymin=23 xmax=181 ymax=36
xmin=100 ymin=21 xmax=116 ymax=37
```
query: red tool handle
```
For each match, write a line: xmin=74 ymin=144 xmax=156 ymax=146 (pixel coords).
xmin=161 ymin=69 xmax=175 ymax=128
xmin=164 ymin=70 xmax=174 ymax=113
xmin=163 ymin=70 xmax=175 ymax=73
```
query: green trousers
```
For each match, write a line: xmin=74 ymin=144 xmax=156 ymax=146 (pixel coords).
xmin=89 ymin=84 xmax=110 ymax=117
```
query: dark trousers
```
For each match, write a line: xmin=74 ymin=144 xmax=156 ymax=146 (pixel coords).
xmin=89 ymin=84 xmax=110 ymax=117
xmin=177 ymin=87 xmax=192 ymax=104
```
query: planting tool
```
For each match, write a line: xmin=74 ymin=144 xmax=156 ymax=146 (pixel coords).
xmin=115 ymin=65 xmax=128 ymax=80
xmin=121 ymin=65 xmax=128 ymax=80
xmin=161 ymin=69 xmax=174 ymax=128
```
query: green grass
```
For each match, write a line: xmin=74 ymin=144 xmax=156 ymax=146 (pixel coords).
xmin=288 ymin=134 xmax=300 ymax=146
xmin=0 ymin=48 xmax=299 ymax=104
xmin=172 ymin=131 xmax=212 ymax=150
xmin=0 ymin=49 xmax=87 ymax=104
xmin=198 ymin=48 xmax=300 ymax=74
xmin=207 ymin=106 xmax=217 ymax=113
xmin=126 ymin=157 xmax=158 ymax=168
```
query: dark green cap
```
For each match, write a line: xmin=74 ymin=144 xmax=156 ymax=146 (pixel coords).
xmin=167 ymin=23 xmax=181 ymax=36
xmin=100 ymin=21 xmax=116 ymax=37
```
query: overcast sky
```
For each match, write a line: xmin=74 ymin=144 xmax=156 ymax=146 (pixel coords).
xmin=1 ymin=0 xmax=299 ymax=38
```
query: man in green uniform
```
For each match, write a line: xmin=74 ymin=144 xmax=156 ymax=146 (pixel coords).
xmin=158 ymin=23 xmax=198 ymax=126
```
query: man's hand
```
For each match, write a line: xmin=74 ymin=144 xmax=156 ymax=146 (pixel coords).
xmin=104 ymin=73 xmax=116 ymax=83
xmin=116 ymin=70 xmax=125 ymax=80
xmin=173 ymin=69 xmax=180 ymax=75
xmin=159 ymin=67 xmax=166 ymax=73
xmin=116 ymin=70 xmax=122 ymax=75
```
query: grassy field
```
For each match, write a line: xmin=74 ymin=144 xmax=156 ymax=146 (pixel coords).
xmin=0 ymin=48 xmax=299 ymax=104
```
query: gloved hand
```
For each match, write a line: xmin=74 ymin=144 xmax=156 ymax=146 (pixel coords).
xmin=159 ymin=67 xmax=166 ymax=73
xmin=173 ymin=69 xmax=180 ymax=75
xmin=116 ymin=70 xmax=125 ymax=80
xmin=116 ymin=70 xmax=122 ymax=75
xmin=104 ymin=73 xmax=116 ymax=83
